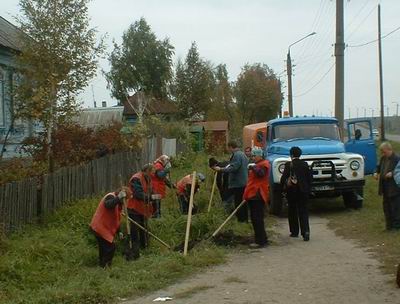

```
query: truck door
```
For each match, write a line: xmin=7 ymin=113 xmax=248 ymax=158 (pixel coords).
xmin=345 ymin=120 xmax=377 ymax=175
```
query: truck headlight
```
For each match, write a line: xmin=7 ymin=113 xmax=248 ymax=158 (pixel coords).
xmin=278 ymin=163 xmax=286 ymax=174
xmin=350 ymin=160 xmax=360 ymax=171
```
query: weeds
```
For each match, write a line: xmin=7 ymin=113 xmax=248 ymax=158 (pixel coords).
xmin=0 ymin=152 xmax=253 ymax=304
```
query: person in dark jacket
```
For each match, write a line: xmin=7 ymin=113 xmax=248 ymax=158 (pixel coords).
xmin=374 ymin=142 xmax=400 ymax=230
xmin=209 ymin=157 xmax=232 ymax=212
xmin=90 ymin=188 xmax=128 ymax=267
xmin=212 ymin=141 xmax=249 ymax=222
xmin=280 ymin=146 xmax=312 ymax=241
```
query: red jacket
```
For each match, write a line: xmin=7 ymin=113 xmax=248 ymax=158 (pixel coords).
xmin=128 ymin=172 xmax=154 ymax=218
xmin=243 ymin=159 xmax=270 ymax=204
xmin=177 ymin=175 xmax=192 ymax=195
xmin=90 ymin=193 xmax=122 ymax=243
xmin=152 ymin=161 xmax=167 ymax=198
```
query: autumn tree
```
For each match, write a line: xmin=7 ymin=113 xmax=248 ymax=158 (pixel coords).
xmin=173 ymin=42 xmax=215 ymax=120
xmin=206 ymin=63 xmax=234 ymax=121
xmin=106 ymin=18 xmax=174 ymax=102
xmin=15 ymin=0 xmax=104 ymax=171
xmin=235 ymin=63 xmax=282 ymax=125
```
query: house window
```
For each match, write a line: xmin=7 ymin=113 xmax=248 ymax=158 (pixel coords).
xmin=0 ymin=69 xmax=4 ymax=127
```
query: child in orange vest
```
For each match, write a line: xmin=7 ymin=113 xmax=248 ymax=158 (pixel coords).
xmin=90 ymin=188 xmax=129 ymax=268
xmin=176 ymin=173 xmax=205 ymax=214
xmin=243 ymin=148 xmax=270 ymax=248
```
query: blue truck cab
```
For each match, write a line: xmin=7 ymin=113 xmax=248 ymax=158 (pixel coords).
xmin=265 ymin=116 xmax=377 ymax=215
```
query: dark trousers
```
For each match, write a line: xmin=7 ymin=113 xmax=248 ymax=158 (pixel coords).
xmin=95 ymin=234 xmax=115 ymax=268
xmin=128 ymin=210 xmax=148 ymax=250
xmin=287 ymin=192 xmax=310 ymax=237
xmin=152 ymin=199 xmax=161 ymax=218
xmin=248 ymin=199 xmax=268 ymax=245
xmin=383 ymin=195 xmax=400 ymax=230
xmin=178 ymin=194 xmax=197 ymax=215
xmin=229 ymin=187 xmax=248 ymax=222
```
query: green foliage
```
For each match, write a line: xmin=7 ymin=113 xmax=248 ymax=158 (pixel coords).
xmin=0 ymin=159 xmax=46 ymax=186
xmin=206 ymin=64 xmax=234 ymax=122
xmin=15 ymin=0 xmax=104 ymax=125
xmin=106 ymin=18 xmax=174 ymax=101
xmin=173 ymin=42 xmax=216 ymax=120
xmin=0 ymin=153 xmax=254 ymax=304
xmin=20 ymin=122 xmax=136 ymax=168
xmin=235 ymin=63 xmax=282 ymax=125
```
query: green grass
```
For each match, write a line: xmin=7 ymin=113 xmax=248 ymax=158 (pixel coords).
xmin=311 ymin=140 xmax=400 ymax=277
xmin=0 ymin=152 xmax=255 ymax=304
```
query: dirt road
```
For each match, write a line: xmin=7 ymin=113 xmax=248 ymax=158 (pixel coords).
xmin=125 ymin=217 xmax=399 ymax=304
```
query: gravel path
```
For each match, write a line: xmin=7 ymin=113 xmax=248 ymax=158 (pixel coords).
xmin=124 ymin=217 xmax=399 ymax=304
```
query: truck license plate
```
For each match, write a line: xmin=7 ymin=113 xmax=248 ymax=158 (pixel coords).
xmin=313 ymin=185 xmax=334 ymax=191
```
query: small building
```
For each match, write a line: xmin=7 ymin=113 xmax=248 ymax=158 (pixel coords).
xmin=193 ymin=121 xmax=229 ymax=153
xmin=0 ymin=16 xmax=33 ymax=158
xmin=189 ymin=125 xmax=205 ymax=152
xmin=122 ymin=92 xmax=178 ymax=125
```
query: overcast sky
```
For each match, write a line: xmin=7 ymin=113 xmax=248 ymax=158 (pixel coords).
xmin=1 ymin=0 xmax=400 ymax=118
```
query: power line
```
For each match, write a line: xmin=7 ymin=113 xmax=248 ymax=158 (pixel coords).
xmin=347 ymin=25 xmax=400 ymax=48
xmin=346 ymin=3 xmax=377 ymax=40
xmin=296 ymin=0 xmax=326 ymax=62
xmin=293 ymin=63 xmax=334 ymax=98
xmin=346 ymin=0 xmax=373 ymax=30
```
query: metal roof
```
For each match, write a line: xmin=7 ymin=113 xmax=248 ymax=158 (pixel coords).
xmin=0 ymin=16 xmax=23 ymax=52
xmin=73 ymin=106 xmax=124 ymax=128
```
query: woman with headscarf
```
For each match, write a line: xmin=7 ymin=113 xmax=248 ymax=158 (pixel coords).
xmin=151 ymin=155 xmax=173 ymax=218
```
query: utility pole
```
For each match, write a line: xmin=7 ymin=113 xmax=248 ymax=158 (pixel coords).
xmin=335 ymin=0 xmax=345 ymax=137
xmin=286 ymin=32 xmax=316 ymax=117
xmin=378 ymin=4 xmax=385 ymax=141
xmin=287 ymin=51 xmax=293 ymax=117
xmin=348 ymin=107 xmax=351 ymax=119
xmin=356 ymin=107 xmax=359 ymax=118
xmin=370 ymin=108 xmax=374 ymax=118
xmin=363 ymin=107 xmax=367 ymax=118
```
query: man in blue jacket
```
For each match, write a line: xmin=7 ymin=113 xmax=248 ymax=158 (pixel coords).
xmin=213 ymin=141 xmax=249 ymax=222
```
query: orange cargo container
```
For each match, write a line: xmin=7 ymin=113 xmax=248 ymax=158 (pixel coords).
xmin=242 ymin=122 xmax=267 ymax=149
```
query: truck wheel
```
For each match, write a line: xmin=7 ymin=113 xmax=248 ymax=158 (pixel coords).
xmin=343 ymin=190 xmax=363 ymax=210
xmin=343 ymin=192 xmax=354 ymax=209
xmin=353 ymin=189 xmax=364 ymax=209
xmin=270 ymin=185 xmax=283 ymax=216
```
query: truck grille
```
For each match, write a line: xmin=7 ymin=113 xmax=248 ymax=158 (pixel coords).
xmin=303 ymin=158 xmax=347 ymax=179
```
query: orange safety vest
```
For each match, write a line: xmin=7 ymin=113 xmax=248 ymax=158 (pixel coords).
xmin=90 ymin=192 xmax=122 ymax=243
xmin=151 ymin=161 xmax=167 ymax=198
xmin=177 ymin=175 xmax=192 ymax=195
xmin=128 ymin=172 xmax=154 ymax=218
xmin=243 ymin=159 xmax=270 ymax=204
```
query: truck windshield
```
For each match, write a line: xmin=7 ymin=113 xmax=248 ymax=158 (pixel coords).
xmin=272 ymin=123 xmax=340 ymax=142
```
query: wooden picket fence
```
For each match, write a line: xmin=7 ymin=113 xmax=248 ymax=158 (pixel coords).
xmin=0 ymin=136 xmax=187 ymax=234
xmin=0 ymin=150 xmax=147 ymax=234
